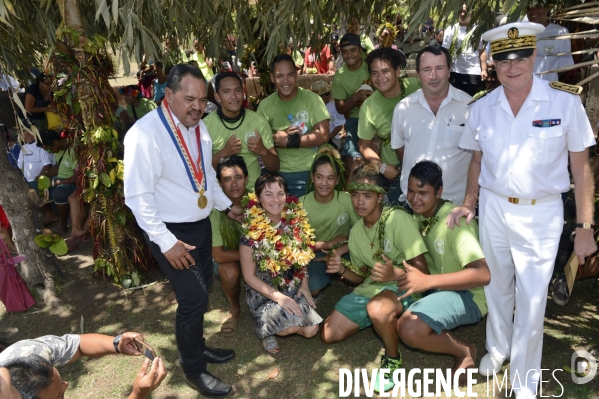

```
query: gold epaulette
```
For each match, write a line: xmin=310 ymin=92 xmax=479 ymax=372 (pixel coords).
xmin=549 ymin=81 xmax=583 ymax=95
xmin=468 ymin=86 xmax=498 ymax=105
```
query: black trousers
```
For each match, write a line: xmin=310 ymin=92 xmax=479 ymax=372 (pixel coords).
xmin=144 ymin=218 xmax=212 ymax=378
xmin=450 ymin=72 xmax=481 ymax=97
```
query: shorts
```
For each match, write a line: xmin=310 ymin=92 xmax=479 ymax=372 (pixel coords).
xmin=341 ymin=117 xmax=360 ymax=159
xmin=407 ymin=290 xmax=482 ymax=334
xmin=212 ymin=257 xmax=240 ymax=280
xmin=335 ymin=287 xmax=415 ymax=330
xmin=279 ymin=170 xmax=309 ymax=199
xmin=307 ymin=252 xmax=350 ymax=292
xmin=50 ymin=179 xmax=76 ymax=205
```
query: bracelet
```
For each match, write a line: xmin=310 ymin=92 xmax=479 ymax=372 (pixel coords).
xmin=379 ymin=163 xmax=387 ymax=174
xmin=576 ymin=223 xmax=596 ymax=230
xmin=113 ymin=334 xmax=122 ymax=353
xmin=340 ymin=265 xmax=347 ymax=277
xmin=286 ymin=132 xmax=301 ymax=149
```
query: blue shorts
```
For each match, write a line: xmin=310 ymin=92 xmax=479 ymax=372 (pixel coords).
xmin=307 ymin=252 xmax=350 ymax=292
xmin=335 ymin=287 xmax=415 ymax=330
xmin=341 ymin=117 xmax=360 ymax=159
xmin=279 ymin=170 xmax=309 ymax=198
xmin=50 ymin=179 xmax=76 ymax=205
xmin=407 ymin=290 xmax=482 ymax=334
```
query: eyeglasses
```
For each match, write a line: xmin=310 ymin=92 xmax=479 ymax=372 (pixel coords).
xmin=496 ymin=57 xmax=529 ymax=70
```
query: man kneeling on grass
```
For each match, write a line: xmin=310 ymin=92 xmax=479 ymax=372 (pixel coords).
xmin=396 ymin=160 xmax=490 ymax=381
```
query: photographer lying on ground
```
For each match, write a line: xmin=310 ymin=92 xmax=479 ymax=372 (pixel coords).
xmin=0 ymin=332 xmax=166 ymax=399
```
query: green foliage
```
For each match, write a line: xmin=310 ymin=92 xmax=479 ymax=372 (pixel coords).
xmin=34 ymin=232 xmax=68 ymax=256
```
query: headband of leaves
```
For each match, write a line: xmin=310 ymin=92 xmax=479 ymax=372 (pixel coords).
xmin=306 ymin=147 xmax=347 ymax=193
xmin=347 ymin=182 xmax=386 ymax=194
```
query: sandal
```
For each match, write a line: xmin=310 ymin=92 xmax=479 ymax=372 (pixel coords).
xmin=262 ymin=336 xmax=280 ymax=354
xmin=220 ymin=314 xmax=240 ymax=337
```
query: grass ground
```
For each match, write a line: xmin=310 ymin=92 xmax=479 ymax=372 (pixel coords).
xmin=1 ymin=241 xmax=598 ymax=398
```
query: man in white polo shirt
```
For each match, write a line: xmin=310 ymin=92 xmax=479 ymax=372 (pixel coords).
xmin=391 ymin=45 xmax=472 ymax=206
xmin=448 ymin=23 xmax=596 ymax=399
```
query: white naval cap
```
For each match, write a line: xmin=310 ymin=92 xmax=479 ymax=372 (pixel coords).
xmin=482 ymin=22 xmax=545 ymax=61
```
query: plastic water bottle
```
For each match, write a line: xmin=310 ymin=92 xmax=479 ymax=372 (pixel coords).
xmin=287 ymin=114 xmax=308 ymax=134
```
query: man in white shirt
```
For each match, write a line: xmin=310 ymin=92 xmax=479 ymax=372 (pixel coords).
xmin=448 ymin=23 xmax=596 ymax=399
xmin=442 ymin=4 xmax=486 ymax=96
xmin=526 ymin=1 xmax=574 ymax=82
xmin=391 ymin=45 xmax=472 ymax=206
xmin=124 ymin=64 xmax=242 ymax=398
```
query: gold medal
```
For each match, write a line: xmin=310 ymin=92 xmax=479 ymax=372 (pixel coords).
xmin=198 ymin=194 xmax=208 ymax=209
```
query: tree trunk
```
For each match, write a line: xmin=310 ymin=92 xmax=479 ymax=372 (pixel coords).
xmin=0 ymin=135 xmax=60 ymax=307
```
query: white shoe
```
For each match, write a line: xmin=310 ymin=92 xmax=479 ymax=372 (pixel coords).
xmin=478 ymin=353 xmax=507 ymax=376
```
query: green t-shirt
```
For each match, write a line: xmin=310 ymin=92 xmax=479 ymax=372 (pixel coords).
xmin=204 ymin=110 xmax=274 ymax=191
xmin=257 ymin=87 xmax=330 ymax=173
xmin=358 ymin=77 xmax=420 ymax=164
xmin=349 ymin=207 xmax=428 ymax=298
xmin=189 ymin=52 xmax=214 ymax=80
xmin=299 ymin=191 xmax=359 ymax=242
xmin=209 ymin=209 xmax=243 ymax=249
xmin=332 ymin=61 xmax=370 ymax=119
xmin=57 ymin=147 xmax=76 ymax=179
xmin=414 ymin=202 xmax=488 ymax=316
xmin=127 ymin=98 xmax=157 ymax=120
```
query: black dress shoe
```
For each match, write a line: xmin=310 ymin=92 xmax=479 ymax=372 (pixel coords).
xmin=184 ymin=371 xmax=233 ymax=398
xmin=203 ymin=347 xmax=235 ymax=364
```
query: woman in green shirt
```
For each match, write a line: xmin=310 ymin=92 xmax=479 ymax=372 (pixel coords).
xmin=300 ymin=148 xmax=358 ymax=298
xmin=321 ymin=161 xmax=429 ymax=393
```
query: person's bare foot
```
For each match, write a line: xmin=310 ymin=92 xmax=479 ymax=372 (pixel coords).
xmin=42 ymin=214 xmax=58 ymax=225
xmin=165 ymin=291 xmax=177 ymax=305
xmin=451 ymin=343 xmax=477 ymax=386
xmin=69 ymin=228 xmax=87 ymax=239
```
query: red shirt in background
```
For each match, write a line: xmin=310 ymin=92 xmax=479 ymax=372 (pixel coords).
xmin=304 ymin=45 xmax=332 ymax=74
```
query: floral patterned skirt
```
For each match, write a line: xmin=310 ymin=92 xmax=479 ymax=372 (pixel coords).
xmin=245 ymin=271 xmax=323 ymax=340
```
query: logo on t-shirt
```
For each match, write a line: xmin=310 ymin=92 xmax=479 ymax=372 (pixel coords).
xmin=383 ymin=238 xmax=391 ymax=253
xmin=296 ymin=110 xmax=309 ymax=125
xmin=543 ymin=44 xmax=556 ymax=55
xmin=337 ymin=213 xmax=349 ymax=226
xmin=434 ymin=238 xmax=445 ymax=255
xmin=244 ymin=131 xmax=256 ymax=144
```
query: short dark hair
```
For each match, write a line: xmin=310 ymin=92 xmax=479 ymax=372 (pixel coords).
xmin=156 ymin=61 xmax=163 ymax=68
xmin=366 ymin=47 xmax=407 ymax=74
xmin=166 ymin=64 xmax=205 ymax=92
xmin=214 ymin=72 xmax=243 ymax=93
xmin=416 ymin=46 xmax=451 ymax=72
xmin=216 ymin=155 xmax=248 ymax=181
xmin=351 ymin=160 xmax=383 ymax=187
xmin=409 ymin=160 xmax=443 ymax=193
xmin=255 ymin=173 xmax=288 ymax=198
xmin=36 ymin=130 xmax=61 ymax=148
xmin=270 ymin=54 xmax=295 ymax=74
xmin=35 ymin=73 xmax=50 ymax=85
xmin=5 ymin=358 xmax=54 ymax=399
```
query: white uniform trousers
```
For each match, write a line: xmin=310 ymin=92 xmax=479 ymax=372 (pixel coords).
xmin=479 ymin=189 xmax=563 ymax=398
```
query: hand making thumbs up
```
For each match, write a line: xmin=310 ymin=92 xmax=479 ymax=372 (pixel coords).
xmin=225 ymin=132 xmax=242 ymax=156
xmin=325 ymin=248 xmax=342 ymax=274
xmin=247 ymin=129 xmax=267 ymax=156
xmin=371 ymin=253 xmax=396 ymax=283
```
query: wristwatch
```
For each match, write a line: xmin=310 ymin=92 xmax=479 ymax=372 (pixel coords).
xmin=113 ymin=334 xmax=122 ymax=353
xmin=576 ymin=223 xmax=595 ymax=229
xmin=224 ymin=205 xmax=232 ymax=215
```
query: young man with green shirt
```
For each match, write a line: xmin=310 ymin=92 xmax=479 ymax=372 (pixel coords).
xmin=209 ymin=155 xmax=249 ymax=336
xmin=205 ymin=72 xmax=279 ymax=190
xmin=257 ymin=53 xmax=331 ymax=198
xmin=332 ymin=33 xmax=372 ymax=177
xmin=397 ymin=160 xmax=490 ymax=381
xmin=123 ymin=85 xmax=158 ymax=123
xmin=358 ymin=47 xmax=421 ymax=205
xmin=321 ymin=162 xmax=428 ymax=393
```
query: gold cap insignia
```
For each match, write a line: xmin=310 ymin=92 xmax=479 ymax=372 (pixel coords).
xmin=508 ymin=27 xmax=519 ymax=39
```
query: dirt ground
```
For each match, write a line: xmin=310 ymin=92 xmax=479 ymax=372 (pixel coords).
xmin=1 ymin=237 xmax=598 ymax=398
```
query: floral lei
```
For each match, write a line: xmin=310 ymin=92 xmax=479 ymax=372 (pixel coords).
xmin=241 ymin=192 xmax=316 ymax=292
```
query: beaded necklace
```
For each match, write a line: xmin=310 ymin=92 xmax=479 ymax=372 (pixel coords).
xmin=217 ymin=106 xmax=245 ymax=131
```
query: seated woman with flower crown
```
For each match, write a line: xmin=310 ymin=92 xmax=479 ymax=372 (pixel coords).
xmin=321 ymin=161 xmax=429 ymax=394
xmin=239 ymin=173 xmax=323 ymax=354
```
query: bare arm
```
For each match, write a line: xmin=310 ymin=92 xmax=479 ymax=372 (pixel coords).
xmin=68 ymin=332 xmax=144 ymax=363
xmin=325 ymin=248 xmax=366 ymax=285
xmin=446 ymin=150 xmax=481 ymax=229
xmin=359 ymin=137 xmax=400 ymax=180
xmin=335 ymin=90 xmax=371 ymax=115
xmin=25 ymin=92 xmax=54 ymax=114
xmin=300 ymin=120 xmax=330 ymax=148
xmin=394 ymin=146 xmax=405 ymax=164
xmin=247 ymin=131 xmax=280 ymax=172
xmin=212 ymin=246 xmax=241 ymax=264
xmin=398 ymin=258 xmax=490 ymax=299
xmin=570 ymin=149 xmax=597 ymax=263
xmin=479 ymin=49 xmax=488 ymax=81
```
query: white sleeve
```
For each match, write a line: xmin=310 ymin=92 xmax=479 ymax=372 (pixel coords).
xmin=442 ymin=26 xmax=453 ymax=49
xmin=123 ymin=124 xmax=177 ymax=253
xmin=390 ymin=102 xmax=406 ymax=150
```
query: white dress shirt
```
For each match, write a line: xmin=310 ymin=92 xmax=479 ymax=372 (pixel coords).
xmin=459 ymin=76 xmax=595 ymax=199
xmin=391 ymin=85 xmax=472 ymax=205
xmin=124 ymin=109 xmax=232 ymax=253
xmin=442 ymin=24 xmax=483 ymax=75
xmin=17 ymin=142 xmax=54 ymax=182
xmin=533 ymin=23 xmax=575 ymax=82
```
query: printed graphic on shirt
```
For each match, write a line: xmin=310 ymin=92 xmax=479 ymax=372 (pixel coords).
xmin=337 ymin=213 xmax=349 ymax=226
xmin=384 ymin=237 xmax=392 ymax=253
xmin=244 ymin=130 xmax=257 ymax=144
xmin=434 ymin=238 xmax=445 ymax=255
